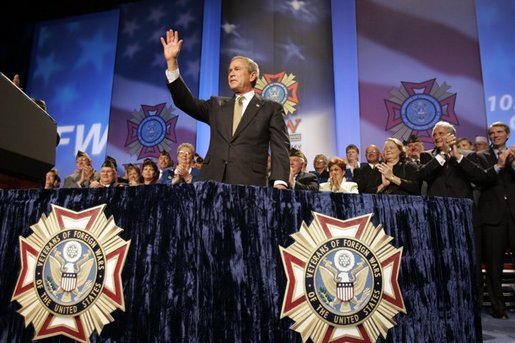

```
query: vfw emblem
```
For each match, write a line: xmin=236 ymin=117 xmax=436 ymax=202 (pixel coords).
xmin=280 ymin=212 xmax=405 ymax=343
xmin=11 ymin=204 xmax=130 ymax=342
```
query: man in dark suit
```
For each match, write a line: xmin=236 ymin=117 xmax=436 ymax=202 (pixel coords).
xmin=161 ymin=29 xmax=290 ymax=188
xmin=354 ymin=144 xmax=381 ymax=193
xmin=419 ymin=121 xmax=490 ymax=310
xmin=419 ymin=121 xmax=487 ymax=197
xmin=471 ymin=122 xmax=515 ymax=319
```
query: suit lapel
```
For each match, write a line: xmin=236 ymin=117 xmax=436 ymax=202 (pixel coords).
xmin=220 ymin=97 xmax=234 ymax=140
xmin=232 ymin=95 xmax=263 ymax=139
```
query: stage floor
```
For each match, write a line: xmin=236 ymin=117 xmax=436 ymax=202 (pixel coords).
xmin=482 ymin=308 xmax=515 ymax=342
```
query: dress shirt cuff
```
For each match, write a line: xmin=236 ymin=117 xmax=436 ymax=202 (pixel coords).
xmin=165 ymin=69 xmax=180 ymax=84
xmin=435 ymin=154 xmax=446 ymax=166
xmin=494 ymin=164 xmax=501 ymax=173
xmin=274 ymin=180 xmax=288 ymax=188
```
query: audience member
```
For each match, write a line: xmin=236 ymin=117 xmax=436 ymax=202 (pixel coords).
xmin=354 ymin=144 xmax=381 ymax=193
xmin=310 ymin=154 xmax=330 ymax=183
xmin=161 ymin=143 xmax=200 ymax=185
xmin=141 ymin=158 xmax=159 ymax=185
xmin=44 ymin=168 xmax=59 ymax=189
xmin=158 ymin=149 xmax=174 ymax=180
xmin=376 ymin=138 xmax=420 ymax=195
xmin=126 ymin=164 xmax=142 ymax=186
xmin=63 ymin=151 xmax=98 ymax=188
xmin=344 ymin=144 xmax=360 ymax=181
xmin=90 ymin=158 xmax=123 ymax=188
xmin=474 ymin=136 xmax=489 ymax=152
xmin=319 ymin=158 xmax=358 ymax=193
xmin=457 ymin=137 xmax=474 ymax=152
xmin=193 ymin=153 xmax=204 ymax=170
xmin=403 ymin=135 xmax=425 ymax=164
xmin=471 ymin=121 xmax=515 ymax=320
xmin=289 ymin=149 xmax=319 ymax=191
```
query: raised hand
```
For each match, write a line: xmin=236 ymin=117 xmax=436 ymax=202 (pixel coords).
xmin=160 ymin=29 xmax=183 ymax=69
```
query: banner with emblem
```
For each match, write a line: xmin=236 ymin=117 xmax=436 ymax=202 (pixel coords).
xmin=11 ymin=204 xmax=130 ymax=342
xmin=105 ymin=0 xmax=203 ymax=171
xmin=280 ymin=212 xmax=405 ymax=343
xmin=219 ymin=0 xmax=336 ymax=162
xmin=356 ymin=0 xmax=487 ymax=148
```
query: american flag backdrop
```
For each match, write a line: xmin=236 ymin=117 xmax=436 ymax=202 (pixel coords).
xmin=27 ymin=11 xmax=120 ymax=177
xmin=356 ymin=0 xmax=487 ymax=150
xmin=219 ymin=0 xmax=336 ymax=163
xmin=106 ymin=0 xmax=203 ymax=171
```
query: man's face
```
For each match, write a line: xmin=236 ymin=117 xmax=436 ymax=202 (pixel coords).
xmin=432 ymin=126 xmax=450 ymax=148
xmin=227 ymin=58 xmax=256 ymax=94
xmin=365 ymin=146 xmax=380 ymax=164
xmin=488 ymin=126 xmax=509 ymax=148
xmin=289 ymin=156 xmax=304 ymax=175
xmin=158 ymin=155 xmax=171 ymax=170
xmin=100 ymin=167 xmax=115 ymax=185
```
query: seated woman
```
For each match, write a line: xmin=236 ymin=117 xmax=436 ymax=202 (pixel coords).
xmin=126 ymin=164 xmax=143 ymax=186
xmin=160 ymin=143 xmax=200 ymax=185
xmin=319 ymin=158 xmax=358 ymax=193
xmin=375 ymin=137 xmax=421 ymax=195
xmin=141 ymin=159 xmax=159 ymax=185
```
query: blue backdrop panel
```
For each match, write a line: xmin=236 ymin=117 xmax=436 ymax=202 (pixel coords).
xmin=0 ymin=183 xmax=480 ymax=342
xmin=27 ymin=11 xmax=120 ymax=177
xmin=477 ymin=0 xmax=515 ymax=145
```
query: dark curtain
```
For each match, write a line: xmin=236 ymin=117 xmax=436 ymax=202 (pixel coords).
xmin=0 ymin=181 xmax=480 ymax=342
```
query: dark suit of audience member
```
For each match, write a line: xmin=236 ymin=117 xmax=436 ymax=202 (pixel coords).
xmin=354 ymin=145 xmax=381 ymax=194
xmin=420 ymin=121 xmax=491 ymax=311
xmin=292 ymin=172 xmax=319 ymax=191
xmin=162 ymin=30 xmax=290 ymax=188
xmin=470 ymin=122 xmax=515 ymax=319
xmin=354 ymin=164 xmax=380 ymax=194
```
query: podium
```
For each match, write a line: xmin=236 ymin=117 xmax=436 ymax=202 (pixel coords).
xmin=0 ymin=73 xmax=57 ymax=188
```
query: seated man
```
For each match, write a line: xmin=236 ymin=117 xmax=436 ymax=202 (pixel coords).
xmin=160 ymin=143 xmax=200 ymax=185
xmin=90 ymin=158 xmax=124 ymax=188
xmin=289 ymin=149 xmax=319 ymax=191
xmin=158 ymin=149 xmax=174 ymax=180
xmin=354 ymin=144 xmax=381 ymax=194
xmin=63 ymin=151 xmax=98 ymax=188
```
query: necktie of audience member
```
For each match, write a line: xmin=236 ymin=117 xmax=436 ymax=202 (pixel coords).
xmin=232 ymin=96 xmax=244 ymax=135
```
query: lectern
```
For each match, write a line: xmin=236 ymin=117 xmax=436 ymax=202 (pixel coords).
xmin=0 ymin=73 xmax=57 ymax=188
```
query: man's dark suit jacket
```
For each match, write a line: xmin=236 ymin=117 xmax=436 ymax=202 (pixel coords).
xmin=293 ymin=171 xmax=319 ymax=191
xmin=354 ymin=164 xmax=379 ymax=194
xmin=419 ymin=149 xmax=488 ymax=198
xmin=471 ymin=148 xmax=515 ymax=224
xmin=168 ymin=77 xmax=290 ymax=186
